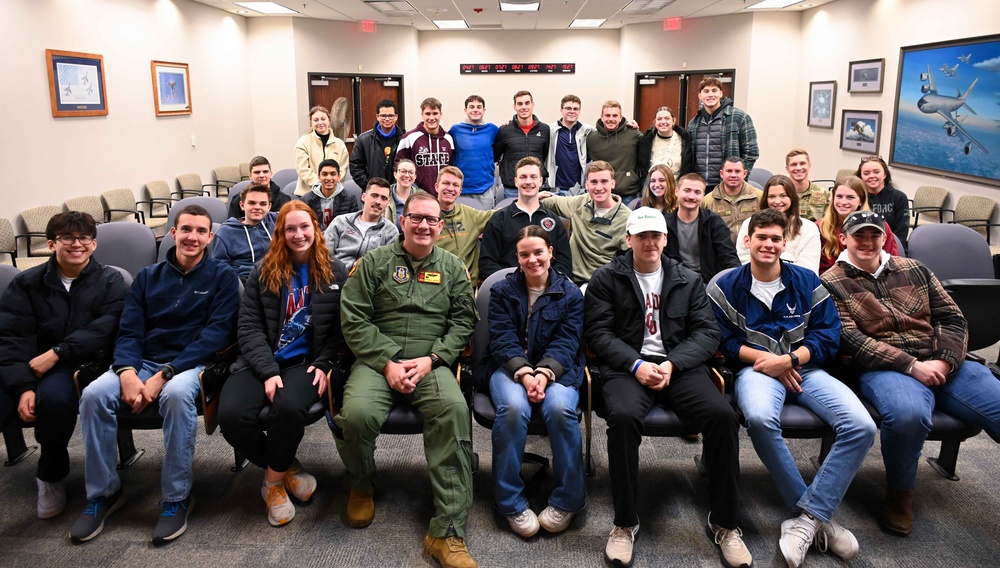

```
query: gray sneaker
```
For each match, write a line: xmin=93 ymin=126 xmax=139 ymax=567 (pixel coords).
xmin=262 ymin=481 xmax=296 ymax=527
xmin=37 ymin=478 xmax=67 ymax=519
xmin=538 ymin=505 xmax=575 ymax=534
xmin=283 ymin=461 xmax=317 ymax=502
xmin=815 ymin=519 xmax=859 ymax=561
xmin=605 ymin=524 xmax=639 ymax=567
xmin=69 ymin=488 xmax=126 ymax=543
xmin=779 ymin=513 xmax=819 ymax=568
xmin=506 ymin=508 xmax=539 ymax=538
xmin=707 ymin=513 xmax=753 ymax=568
xmin=152 ymin=495 xmax=194 ymax=544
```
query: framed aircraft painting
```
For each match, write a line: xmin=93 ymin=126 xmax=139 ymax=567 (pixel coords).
xmin=889 ymin=33 xmax=1000 ymax=187
xmin=840 ymin=109 xmax=881 ymax=154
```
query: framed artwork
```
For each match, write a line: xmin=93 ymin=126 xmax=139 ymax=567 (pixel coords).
xmin=45 ymin=49 xmax=108 ymax=118
xmin=151 ymin=60 xmax=192 ymax=117
xmin=807 ymin=80 xmax=837 ymax=128
xmin=888 ymin=33 xmax=1000 ymax=187
xmin=847 ymin=58 xmax=885 ymax=93
xmin=840 ymin=109 xmax=881 ymax=154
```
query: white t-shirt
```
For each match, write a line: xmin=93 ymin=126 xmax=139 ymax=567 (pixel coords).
xmin=750 ymin=275 xmax=785 ymax=311
xmin=635 ymin=266 xmax=667 ymax=358
xmin=58 ymin=272 xmax=75 ymax=292
xmin=354 ymin=218 xmax=377 ymax=234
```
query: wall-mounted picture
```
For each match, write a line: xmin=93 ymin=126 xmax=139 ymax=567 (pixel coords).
xmin=848 ymin=58 xmax=885 ymax=93
xmin=151 ymin=60 xmax=192 ymax=117
xmin=45 ymin=49 xmax=108 ymax=118
xmin=840 ymin=109 xmax=881 ymax=154
xmin=889 ymin=33 xmax=1000 ymax=187
xmin=807 ymin=80 xmax=837 ymax=128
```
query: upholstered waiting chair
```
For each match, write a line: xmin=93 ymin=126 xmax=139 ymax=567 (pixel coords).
xmin=213 ymin=165 xmax=241 ymax=200
xmin=176 ymin=173 xmax=228 ymax=200
xmin=63 ymin=195 xmax=106 ymax=225
xmin=270 ymin=168 xmax=298 ymax=191
xmin=15 ymin=205 xmax=61 ymax=269
xmin=835 ymin=168 xmax=856 ymax=182
xmin=909 ymin=222 xmax=994 ymax=281
xmin=0 ymin=218 xmax=16 ymax=266
xmin=226 ymin=180 xmax=252 ymax=215
xmin=942 ymin=194 xmax=1000 ymax=255
xmin=909 ymin=185 xmax=949 ymax=227
xmin=239 ymin=162 xmax=251 ymax=181
xmin=143 ymin=180 xmax=173 ymax=220
xmin=165 ymin=197 xmax=229 ymax=228
xmin=92 ymin=223 xmax=157 ymax=278
xmin=747 ymin=167 xmax=773 ymax=187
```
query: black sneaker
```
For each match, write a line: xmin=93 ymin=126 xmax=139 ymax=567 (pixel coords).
xmin=152 ymin=495 xmax=194 ymax=545
xmin=69 ymin=488 xmax=126 ymax=543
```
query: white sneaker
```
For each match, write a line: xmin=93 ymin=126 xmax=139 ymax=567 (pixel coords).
xmin=779 ymin=512 xmax=819 ymax=568
xmin=707 ymin=513 xmax=753 ymax=568
xmin=506 ymin=508 xmax=539 ymax=537
xmin=605 ymin=524 xmax=639 ymax=567
xmin=538 ymin=505 xmax=575 ymax=534
xmin=283 ymin=462 xmax=317 ymax=502
xmin=260 ymin=481 xmax=295 ymax=527
xmin=815 ymin=519 xmax=859 ymax=561
xmin=37 ymin=478 xmax=66 ymax=519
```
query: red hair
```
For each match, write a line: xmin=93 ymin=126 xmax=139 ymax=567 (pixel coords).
xmin=259 ymin=201 xmax=335 ymax=294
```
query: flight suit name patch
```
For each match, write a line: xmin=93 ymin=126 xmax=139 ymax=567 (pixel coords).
xmin=418 ymin=271 xmax=442 ymax=284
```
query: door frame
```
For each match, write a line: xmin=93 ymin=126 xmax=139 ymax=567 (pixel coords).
xmin=307 ymin=72 xmax=406 ymax=143
xmin=633 ymin=68 xmax=736 ymax=127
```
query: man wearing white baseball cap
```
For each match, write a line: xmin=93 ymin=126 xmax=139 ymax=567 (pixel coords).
xmin=585 ymin=207 xmax=751 ymax=568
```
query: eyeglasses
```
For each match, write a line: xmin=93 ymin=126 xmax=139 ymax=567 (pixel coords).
xmin=561 ymin=106 xmax=580 ymax=112
xmin=860 ymin=155 xmax=884 ymax=163
xmin=378 ymin=114 xmax=397 ymax=119
xmin=402 ymin=213 xmax=441 ymax=225
xmin=397 ymin=169 xmax=416 ymax=176
xmin=55 ymin=235 xmax=94 ymax=245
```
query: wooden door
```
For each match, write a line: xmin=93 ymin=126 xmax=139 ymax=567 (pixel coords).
xmin=357 ymin=76 xmax=405 ymax=133
xmin=308 ymin=75 xmax=355 ymax=152
xmin=634 ymin=74 xmax=682 ymax=132
xmin=684 ymin=71 xmax=735 ymax=125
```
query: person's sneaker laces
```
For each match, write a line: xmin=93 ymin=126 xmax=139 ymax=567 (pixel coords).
xmin=283 ymin=462 xmax=316 ymax=502
xmin=37 ymin=478 xmax=67 ymax=519
xmin=152 ymin=495 xmax=193 ymax=544
xmin=261 ymin=481 xmax=296 ymax=527
xmin=779 ymin=513 xmax=819 ymax=568
xmin=538 ymin=506 xmax=575 ymax=534
xmin=815 ymin=519 xmax=859 ymax=561
xmin=707 ymin=513 xmax=753 ymax=568
xmin=605 ymin=524 xmax=639 ymax=567
xmin=506 ymin=508 xmax=539 ymax=538
xmin=68 ymin=488 xmax=126 ymax=543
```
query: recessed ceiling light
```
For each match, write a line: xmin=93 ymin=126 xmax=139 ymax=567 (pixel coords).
xmin=233 ymin=2 xmax=298 ymax=15
xmin=622 ymin=0 xmax=676 ymax=12
xmin=746 ymin=0 xmax=804 ymax=8
xmin=569 ymin=18 xmax=606 ymax=28
xmin=365 ymin=0 xmax=417 ymax=11
xmin=500 ymin=1 xmax=540 ymax=11
xmin=433 ymin=19 xmax=469 ymax=29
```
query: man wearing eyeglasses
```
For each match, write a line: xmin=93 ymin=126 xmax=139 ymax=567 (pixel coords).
xmin=337 ymin=192 xmax=478 ymax=568
xmin=350 ymin=99 xmax=403 ymax=191
xmin=547 ymin=94 xmax=595 ymax=197
xmin=0 ymin=211 xmax=128 ymax=521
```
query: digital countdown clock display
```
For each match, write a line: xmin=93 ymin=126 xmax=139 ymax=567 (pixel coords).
xmin=460 ymin=63 xmax=576 ymax=74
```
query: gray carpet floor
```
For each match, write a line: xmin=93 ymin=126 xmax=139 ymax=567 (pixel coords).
xmin=3 ymin=352 xmax=1000 ymax=567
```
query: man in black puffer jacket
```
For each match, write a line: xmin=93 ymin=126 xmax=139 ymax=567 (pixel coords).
xmin=349 ymin=99 xmax=403 ymax=190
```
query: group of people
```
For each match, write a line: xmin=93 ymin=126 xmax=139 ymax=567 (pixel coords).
xmin=1 ymin=87 xmax=997 ymax=568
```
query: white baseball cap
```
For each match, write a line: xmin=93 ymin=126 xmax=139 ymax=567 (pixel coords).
xmin=626 ymin=207 xmax=668 ymax=235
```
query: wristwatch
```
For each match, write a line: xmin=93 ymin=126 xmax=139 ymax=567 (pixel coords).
xmin=429 ymin=353 xmax=445 ymax=369
xmin=52 ymin=344 xmax=67 ymax=359
xmin=161 ymin=365 xmax=176 ymax=381
xmin=788 ymin=352 xmax=800 ymax=368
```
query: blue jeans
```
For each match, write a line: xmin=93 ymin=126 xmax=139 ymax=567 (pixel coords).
xmin=489 ymin=369 xmax=585 ymax=516
xmin=502 ymin=187 xmax=518 ymax=200
xmin=80 ymin=361 xmax=203 ymax=502
xmin=737 ymin=365 xmax=875 ymax=523
xmin=859 ymin=360 xmax=1000 ymax=490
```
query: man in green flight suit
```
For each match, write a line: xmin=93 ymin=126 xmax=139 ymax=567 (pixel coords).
xmin=336 ymin=191 xmax=478 ymax=568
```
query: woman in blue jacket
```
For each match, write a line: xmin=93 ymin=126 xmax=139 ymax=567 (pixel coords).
xmin=487 ymin=225 xmax=586 ymax=538
xmin=219 ymin=201 xmax=347 ymax=527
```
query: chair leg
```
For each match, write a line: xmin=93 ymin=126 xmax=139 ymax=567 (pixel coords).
xmin=927 ymin=440 xmax=962 ymax=481
xmin=695 ymin=451 xmax=708 ymax=476
xmin=116 ymin=428 xmax=144 ymax=469
xmin=232 ymin=448 xmax=249 ymax=473
xmin=2 ymin=422 xmax=38 ymax=467
xmin=585 ymin=416 xmax=595 ymax=477
xmin=813 ymin=435 xmax=835 ymax=470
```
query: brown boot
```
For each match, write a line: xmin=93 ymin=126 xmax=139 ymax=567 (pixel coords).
xmin=881 ymin=488 xmax=914 ymax=536
xmin=423 ymin=534 xmax=478 ymax=568
xmin=346 ymin=489 xmax=374 ymax=528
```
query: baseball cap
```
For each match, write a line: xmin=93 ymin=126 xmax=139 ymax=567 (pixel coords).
xmin=626 ymin=207 xmax=668 ymax=235
xmin=842 ymin=210 xmax=887 ymax=235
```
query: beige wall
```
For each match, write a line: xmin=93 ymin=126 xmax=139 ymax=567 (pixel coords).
xmin=0 ymin=0 xmax=253 ymax=226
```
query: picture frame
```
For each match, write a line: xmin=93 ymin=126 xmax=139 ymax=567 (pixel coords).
xmin=888 ymin=33 xmax=1000 ymax=187
xmin=840 ymin=109 xmax=881 ymax=154
xmin=45 ymin=49 xmax=108 ymax=118
xmin=151 ymin=60 xmax=192 ymax=117
xmin=807 ymin=80 xmax=837 ymax=128
xmin=847 ymin=58 xmax=885 ymax=93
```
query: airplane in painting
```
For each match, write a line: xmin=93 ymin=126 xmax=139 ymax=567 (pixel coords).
xmin=958 ymin=54 xmax=971 ymax=64
xmin=939 ymin=63 xmax=959 ymax=78
xmin=917 ymin=64 xmax=987 ymax=155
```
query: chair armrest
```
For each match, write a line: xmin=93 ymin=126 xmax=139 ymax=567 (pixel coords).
xmin=104 ymin=208 xmax=145 ymax=224
xmin=136 ymin=199 xmax=171 ymax=219
xmin=202 ymin=182 xmax=230 ymax=198
xmin=939 ymin=208 xmax=957 ymax=223
xmin=953 ymin=220 xmax=1000 ymax=244
xmin=910 ymin=205 xmax=947 ymax=227
xmin=172 ymin=189 xmax=211 ymax=199
xmin=14 ymin=232 xmax=48 ymax=256
xmin=73 ymin=360 xmax=111 ymax=400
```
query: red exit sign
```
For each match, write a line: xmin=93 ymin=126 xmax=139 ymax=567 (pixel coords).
xmin=360 ymin=20 xmax=377 ymax=33
xmin=663 ymin=17 xmax=681 ymax=31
